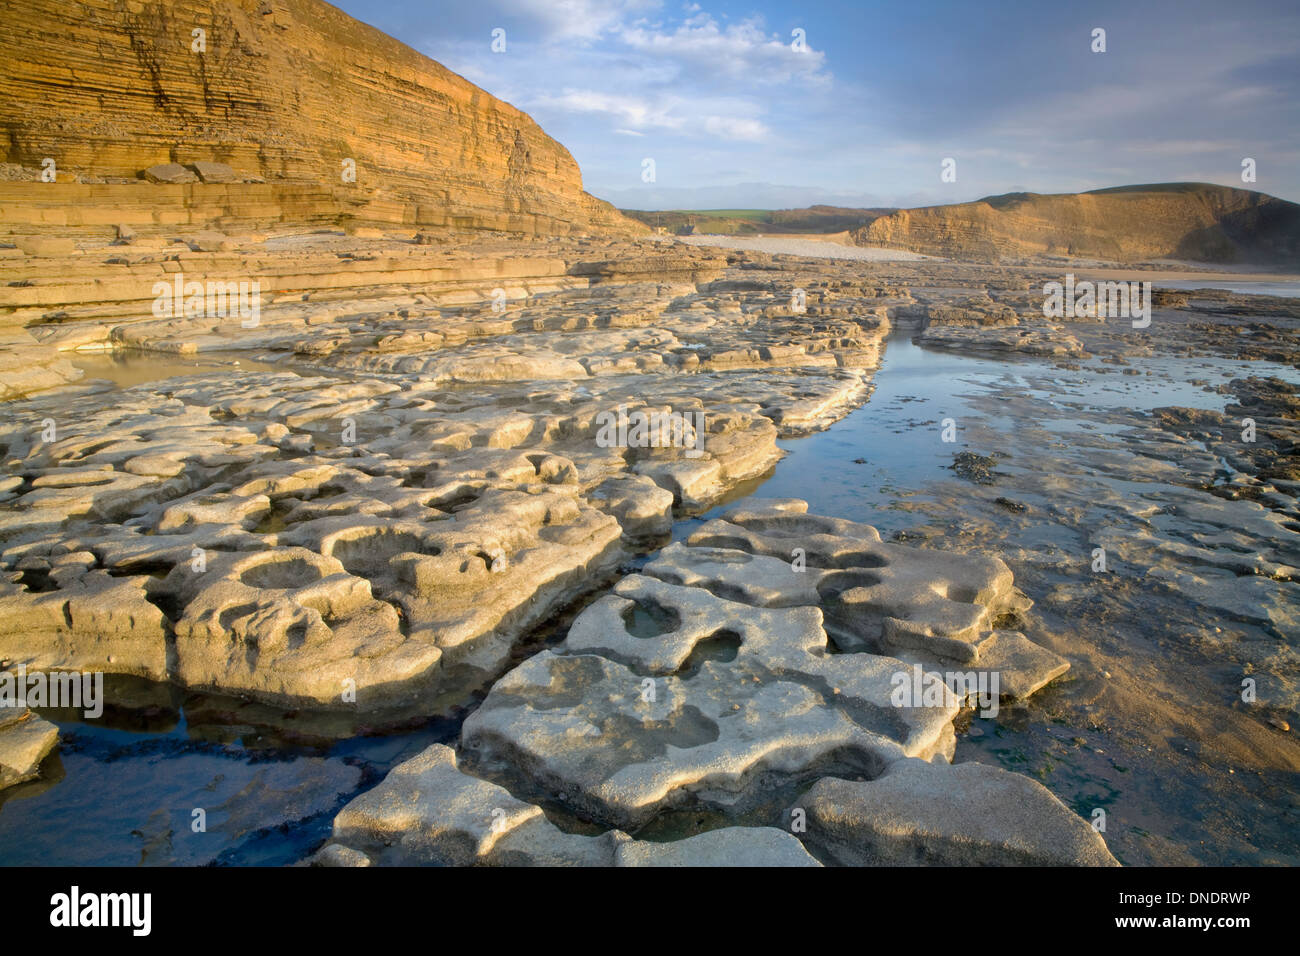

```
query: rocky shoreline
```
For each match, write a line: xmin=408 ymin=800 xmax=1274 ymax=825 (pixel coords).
xmin=1 ymin=230 xmax=1296 ymax=865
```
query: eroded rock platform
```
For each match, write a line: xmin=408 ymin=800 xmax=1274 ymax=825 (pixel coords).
xmin=316 ymin=499 xmax=1107 ymax=866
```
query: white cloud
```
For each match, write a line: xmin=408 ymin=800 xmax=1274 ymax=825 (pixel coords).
xmin=535 ymin=89 xmax=769 ymax=141
xmin=377 ymin=0 xmax=1299 ymax=207
xmin=414 ymin=3 xmax=830 ymax=161
xmin=619 ymin=13 xmax=829 ymax=84
xmin=539 ymin=90 xmax=680 ymax=128
xmin=503 ymin=0 xmax=662 ymax=42
xmin=594 ymin=181 xmax=890 ymax=210
xmin=703 ymin=116 xmax=768 ymax=141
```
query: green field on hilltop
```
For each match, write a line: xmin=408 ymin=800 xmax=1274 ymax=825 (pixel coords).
xmin=621 ymin=205 xmax=893 ymax=235
xmin=687 ymin=209 xmax=771 ymax=221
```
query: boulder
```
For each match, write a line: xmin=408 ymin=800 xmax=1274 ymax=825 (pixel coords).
xmin=188 ymin=161 xmax=241 ymax=184
xmin=143 ymin=163 xmax=198 ymax=184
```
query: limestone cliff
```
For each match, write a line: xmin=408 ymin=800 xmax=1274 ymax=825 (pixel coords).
xmin=0 ymin=0 xmax=643 ymax=236
xmin=854 ymin=183 xmax=1300 ymax=264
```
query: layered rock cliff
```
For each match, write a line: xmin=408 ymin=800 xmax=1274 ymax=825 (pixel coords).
xmin=0 ymin=0 xmax=642 ymax=236
xmin=854 ymin=183 xmax=1300 ymax=264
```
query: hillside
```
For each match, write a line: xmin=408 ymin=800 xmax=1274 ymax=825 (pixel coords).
xmin=0 ymin=0 xmax=644 ymax=236
xmin=621 ymin=205 xmax=891 ymax=236
xmin=852 ymin=183 xmax=1300 ymax=264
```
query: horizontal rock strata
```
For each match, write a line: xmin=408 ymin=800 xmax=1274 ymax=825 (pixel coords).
xmin=854 ymin=183 xmax=1300 ymax=264
xmin=0 ymin=0 xmax=643 ymax=238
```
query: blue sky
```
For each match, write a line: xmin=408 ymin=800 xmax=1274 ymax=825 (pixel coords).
xmin=330 ymin=0 xmax=1300 ymax=210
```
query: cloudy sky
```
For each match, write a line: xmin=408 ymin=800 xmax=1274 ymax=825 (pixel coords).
xmin=331 ymin=0 xmax=1300 ymax=210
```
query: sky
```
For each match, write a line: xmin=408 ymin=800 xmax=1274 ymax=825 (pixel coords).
xmin=330 ymin=0 xmax=1300 ymax=211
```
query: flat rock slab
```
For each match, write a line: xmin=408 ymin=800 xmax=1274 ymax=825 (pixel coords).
xmin=463 ymin=644 xmax=944 ymax=831
xmin=330 ymin=744 xmax=550 ymax=866
xmin=970 ymin=630 xmax=1071 ymax=699
xmin=321 ymin=743 xmax=822 ymax=867
xmin=0 ymin=568 xmax=170 ymax=680
xmin=919 ymin=324 xmax=1084 ymax=357
xmin=674 ymin=499 xmax=1064 ymax=694
xmin=684 ymin=498 xmax=1037 ymax=664
xmin=0 ymin=707 xmax=59 ymax=789
xmin=614 ymin=827 xmax=820 ymax=867
xmin=188 ymin=161 xmax=241 ymax=184
xmin=463 ymin=542 xmax=971 ymax=829
xmin=143 ymin=163 xmax=198 ymax=184
xmin=804 ymin=757 xmax=1119 ymax=866
xmin=453 ymin=499 xmax=1105 ymax=863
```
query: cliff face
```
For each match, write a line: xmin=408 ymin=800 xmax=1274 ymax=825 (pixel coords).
xmin=0 ymin=0 xmax=642 ymax=236
xmin=854 ymin=184 xmax=1300 ymax=264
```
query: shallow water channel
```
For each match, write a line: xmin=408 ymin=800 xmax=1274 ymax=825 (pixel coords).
xmin=2 ymin=331 xmax=1296 ymax=866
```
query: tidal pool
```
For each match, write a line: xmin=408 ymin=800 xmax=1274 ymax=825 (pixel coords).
xmin=69 ymin=351 xmax=295 ymax=389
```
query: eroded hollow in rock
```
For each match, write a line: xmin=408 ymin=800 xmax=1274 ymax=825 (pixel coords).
xmin=104 ymin=560 xmax=173 ymax=580
xmin=818 ymin=569 xmax=889 ymax=649
xmin=428 ymin=488 xmax=481 ymax=513
xmin=691 ymin=533 xmax=757 ymax=553
xmin=15 ymin=568 xmax=58 ymax=592
xmin=825 ymin=550 xmax=889 ymax=570
xmin=677 ymin=628 xmax=743 ymax=677
xmin=621 ymin=597 xmax=682 ymax=638
xmin=816 ymin=569 xmax=884 ymax=598
xmin=328 ymin=530 xmax=433 ymax=580
xmin=597 ymin=705 xmax=721 ymax=757
xmin=239 ymin=557 xmax=325 ymax=590
xmin=252 ymin=499 xmax=296 ymax=535
xmin=218 ymin=601 xmax=261 ymax=630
